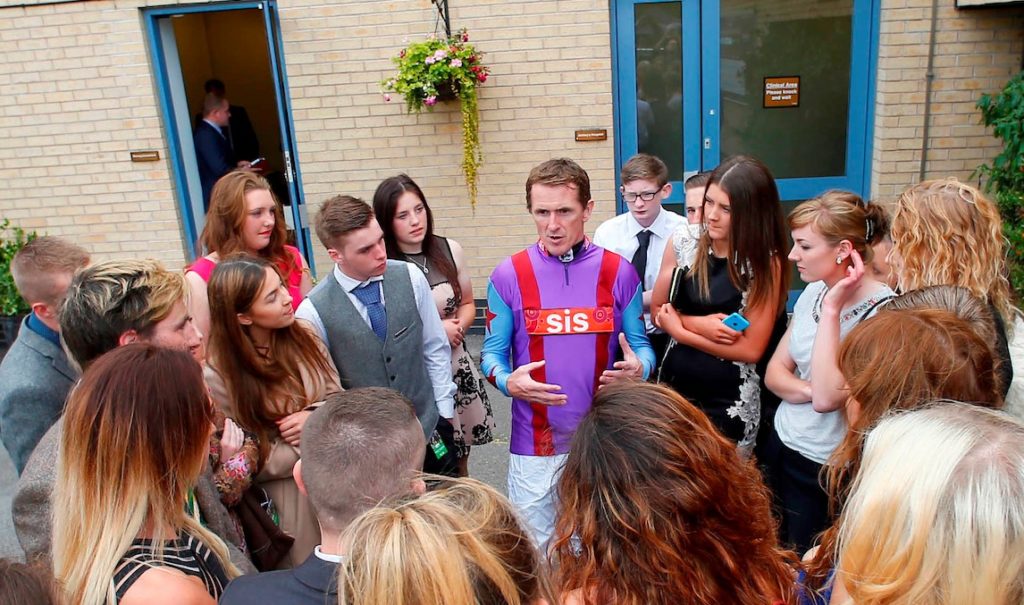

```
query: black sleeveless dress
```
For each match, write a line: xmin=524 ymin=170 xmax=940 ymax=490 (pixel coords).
xmin=658 ymin=226 xmax=785 ymax=450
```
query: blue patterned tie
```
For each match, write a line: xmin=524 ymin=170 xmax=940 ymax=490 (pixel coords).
xmin=351 ymin=282 xmax=387 ymax=341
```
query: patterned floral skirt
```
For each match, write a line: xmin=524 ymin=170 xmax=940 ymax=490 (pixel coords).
xmin=450 ymin=340 xmax=496 ymax=457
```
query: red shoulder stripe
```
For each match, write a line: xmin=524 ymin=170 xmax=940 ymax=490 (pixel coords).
xmin=510 ymin=249 xmax=555 ymax=456
xmin=592 ymin=250 xmax=621 ymax=393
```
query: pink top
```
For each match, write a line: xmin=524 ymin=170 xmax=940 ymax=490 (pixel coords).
xmin=189 ymin=245 xmax=306 ymax=310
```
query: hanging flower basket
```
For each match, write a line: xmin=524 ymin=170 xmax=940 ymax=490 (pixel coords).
xmin=382 ymin=29 xmax=490 ymax=208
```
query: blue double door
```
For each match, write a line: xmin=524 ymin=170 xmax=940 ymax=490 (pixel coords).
xmin=613 ymin=0 xmax=879 ymax=212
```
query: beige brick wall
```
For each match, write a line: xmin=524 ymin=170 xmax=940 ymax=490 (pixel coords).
xmin=0 ymin=0 xmax=190 ymax=265
xmin=283 ymin=0 xmax=617 ymax=293
xmin=871 ymin=0 xmax=1024 ymax=201
xmin=2 ymin=0 xmax=1022 ymax=295
xmin=0 ymin=0 xmax=616 ymax=297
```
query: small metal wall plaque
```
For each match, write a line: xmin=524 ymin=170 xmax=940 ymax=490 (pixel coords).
xmin=130 ymin=151 xmax=161 ymax=162
xmin=574 ymin=129 xmax=608 ymax=142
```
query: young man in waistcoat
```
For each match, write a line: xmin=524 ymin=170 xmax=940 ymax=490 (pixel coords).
xmin=295 ymin=195 xmax=458 ymax=476
xmin=481 ymin=158 xmax=656 ymax=547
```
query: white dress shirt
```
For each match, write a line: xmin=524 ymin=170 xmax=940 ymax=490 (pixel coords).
xmin=314 ymin=546 xmax=344 ymax=563
xmin=592 ymin=206 xmax=684 ymax=332
xmin=295 ymin=263 xmax=456 ymax=419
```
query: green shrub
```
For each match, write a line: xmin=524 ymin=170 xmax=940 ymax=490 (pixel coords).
xmin=0 ymin=219 xmax=37 ymax=316
xmin=976 ymin=71 xmax=1024 ymax=302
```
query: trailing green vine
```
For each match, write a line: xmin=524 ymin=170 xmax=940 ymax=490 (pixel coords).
xmin=382 ymin=29 xmax=490 ymax=208
xmin=461 ymin=90 xmax=481 ymax=208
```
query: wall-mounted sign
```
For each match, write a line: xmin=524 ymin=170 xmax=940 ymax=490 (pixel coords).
xmin=130 ymin=150 xmax=161 ymax=162
xmin=763 ymin=76 xmax=800 ymax=108
xmin=575 ymin=129 xmax=608 ymax=142
xmin=956 ymin=0 xmax=1022 ymax=6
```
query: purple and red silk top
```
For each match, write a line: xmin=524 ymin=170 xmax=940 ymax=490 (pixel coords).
xmin=481 ymin=241 xmax=654 ymax=456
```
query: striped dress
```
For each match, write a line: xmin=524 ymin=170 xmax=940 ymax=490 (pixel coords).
xmin=112 ymin=531 xmax=229 ymax=602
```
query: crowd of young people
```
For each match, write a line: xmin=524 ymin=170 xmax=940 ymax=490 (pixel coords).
xmin=0 ymin=152 xmax=1020 ymax=604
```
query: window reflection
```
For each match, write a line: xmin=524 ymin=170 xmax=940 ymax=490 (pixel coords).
xmin=719 ymin=0 xmax=854 ymax=179
xmin=634 ymin=2 xmax=683 ymax=182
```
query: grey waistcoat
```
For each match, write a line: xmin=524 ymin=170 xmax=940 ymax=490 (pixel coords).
xmin=307 ymin=262 xmax=438 ymax=438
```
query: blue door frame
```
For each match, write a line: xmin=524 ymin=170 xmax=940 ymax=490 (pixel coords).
xmin=143 ymin=1 xmax=314 ymax=270
xmin=612 ymin=0 xmax=881 ymax=206
xmin=612 ymin=0 xmax=702 ymax=208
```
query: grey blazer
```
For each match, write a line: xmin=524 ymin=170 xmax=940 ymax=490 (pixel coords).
xmin=0 ymin=318 xmax=76 ymax=474
xmin=13 ymin=418 xmax=256 ymax=575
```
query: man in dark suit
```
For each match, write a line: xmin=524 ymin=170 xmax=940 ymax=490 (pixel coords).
xmin=0 ymin=236 xmax=89 ymax=474
xmin=200 ymin=78 xmax=261 ymax=163
xmin=220 ymin=387 xmax=427 ymax=603
xmin=194 ymin=92 xmax=251 ymax=210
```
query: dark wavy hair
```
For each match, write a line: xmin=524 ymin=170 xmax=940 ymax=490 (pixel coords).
xmin=552 ymin=382 xmax=798 ymax=605
xmin=372 ymin=174 xmax=461 ymax=302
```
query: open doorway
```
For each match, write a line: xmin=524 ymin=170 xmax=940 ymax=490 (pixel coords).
xmin=145 ymin=1 xmax=313 ymax=269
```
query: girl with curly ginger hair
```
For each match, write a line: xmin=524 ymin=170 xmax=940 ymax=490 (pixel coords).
xmin=553 ymin=382 xmax=798 ymax=605
xmin=890 ymin=178 xmax=1015 ymax=396
xmin=890 ymin=179 xmax=1013 ymax=321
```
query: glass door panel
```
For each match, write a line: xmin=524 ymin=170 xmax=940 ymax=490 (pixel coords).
xmin=718 ymin=0 xmax=853 ymax=180
xmin=614 ymin=0 xmax=701 ymax=214
xmin=634 ymin=2 xmax=684 ymax=182
xmin=707 ymin=0 xmax=875 ymax=200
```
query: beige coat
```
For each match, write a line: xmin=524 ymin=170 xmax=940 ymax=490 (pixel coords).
xmin=205 ymin=347 xmax=341 ymax=570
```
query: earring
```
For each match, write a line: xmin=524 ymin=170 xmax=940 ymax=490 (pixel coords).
xmin=835 ymin=255 xmax=843 ymax=265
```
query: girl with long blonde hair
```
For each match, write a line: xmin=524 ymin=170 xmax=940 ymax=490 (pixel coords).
xmin=338 ymin=478 xmax=555 ymax=605
xmin=832 ymin=403 xmax=1024 ymax=605
xmin=205 ymin=254 xmax=340 ymax=568
xmin=53 ymin=344 xmax=238 ymax=604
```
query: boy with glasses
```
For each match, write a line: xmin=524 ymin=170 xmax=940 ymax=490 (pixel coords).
xmin=593 ymin=153 xmax=684 ymax=365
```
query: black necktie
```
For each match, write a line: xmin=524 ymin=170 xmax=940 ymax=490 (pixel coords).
xmin=631 ymin=230 xmax=652 ymax=288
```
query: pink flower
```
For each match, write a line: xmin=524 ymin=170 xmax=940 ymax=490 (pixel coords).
xmin=425 ymin=56 xmax=436 ymax=65
xmin=399 ymin=49 xmax=406 ymax=58
xmin=425 ymin=95 xmax=438 ymax=106
xmin=450 ymin=58 xmax=462 ymax=68
xmin=477 ymin=72 xmax=488 ymax=83
xmin=433 ymin=49 xmax=447 ymax=60
xmin=383 ymin=93 xmax=392 ymax=102
xmin=461 ymin=32 xmax=469 ymax=42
